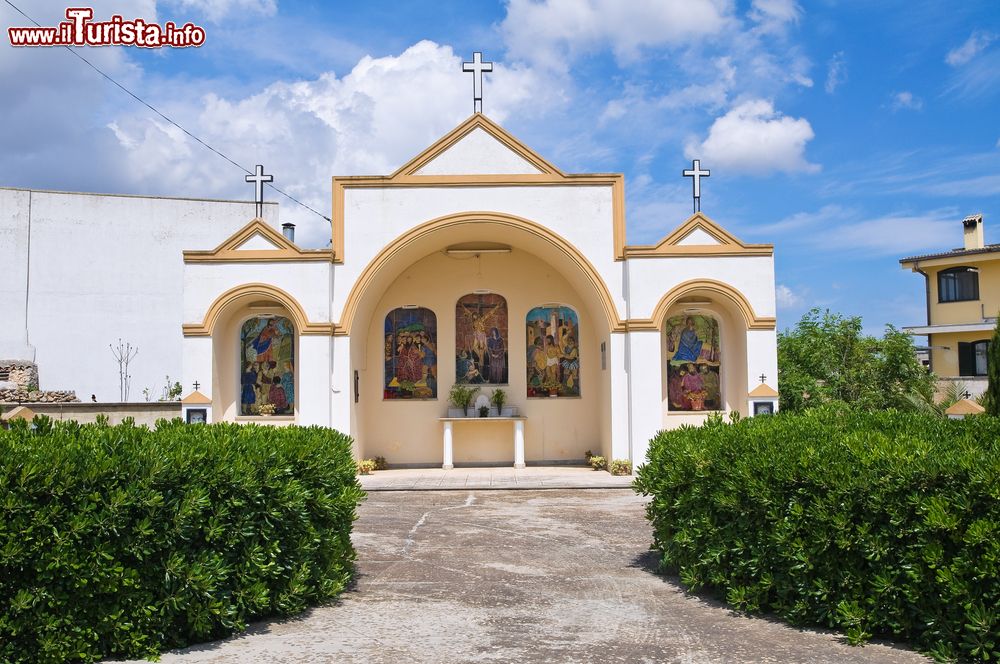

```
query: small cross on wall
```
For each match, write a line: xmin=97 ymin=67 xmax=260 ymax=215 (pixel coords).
xmin=962 ymin=390 xmax=971 ymax=400
xmin=193 ymin=380 xmax=201 ymax=392
xmin=759 ymin=374 xmax=767 ymax=384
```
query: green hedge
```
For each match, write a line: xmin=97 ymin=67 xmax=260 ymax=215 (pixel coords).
xmin=635 ymin=408 xmax=1000 ymax=661
xmin=0 ymin=417 xmax=364 ymax=663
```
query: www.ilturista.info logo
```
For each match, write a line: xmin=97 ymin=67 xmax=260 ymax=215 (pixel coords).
xmin=8 ymin=7 xmax=206 ymax=48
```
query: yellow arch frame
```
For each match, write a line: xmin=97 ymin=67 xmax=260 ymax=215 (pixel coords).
xmin=182 ymin=282 xmax=334 ymax=336
xmin=632 ymin=279 xmax=776 ymax=331
xmin=335 ymin=211 xmax=626 ymax=336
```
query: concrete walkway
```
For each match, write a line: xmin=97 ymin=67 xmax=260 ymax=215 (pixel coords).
xmin=359 ymin=465 xmax=634 ymax=490
xmin=128 ymin=490 xmax=928 ymax=663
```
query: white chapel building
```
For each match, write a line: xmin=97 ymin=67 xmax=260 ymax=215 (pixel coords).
xmin=1 ymin=113 xmax=778 ymax=467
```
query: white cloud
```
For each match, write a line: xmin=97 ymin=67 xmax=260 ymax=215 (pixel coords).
xmin=813 ymin=211 xmax=957 ymax=256
xmin=104 ymin=40 xmax=558 ymax=247
xmin=890 ymin=90 xmax=923 ymax=112
xmin=749 ymin=0 xmax=801 ymax=33
xmin=161 ymin=0 xmax=276 ymax=22
xmin=686 ymin=99 xmax=818 ymax=175
xmin=775 ymin=284 xmax=803 ymax=308
xmin=501 ymin=0 xmax=735 ymax=66
xmin=825 ymin=51 xmax=846 ymax=94
xmin=945 ymin=30 xmax=996 ymax=67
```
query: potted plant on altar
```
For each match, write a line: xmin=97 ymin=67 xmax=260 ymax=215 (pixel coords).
xmin=448 ymin=383 xmax=479 ymax=417
xmin=490 ymin=388 xmax=505 ymax=416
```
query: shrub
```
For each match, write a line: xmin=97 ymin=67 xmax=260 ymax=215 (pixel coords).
xmin=634 ymin=407 xmax=1000 ymax=660
xmin=357 ymin=458 xmax=377 ymax=474
xmin=609 ymin=459 xmax=632 ymax=476
xmin=588 ymin=455 xmax=607 ymax=471
xmin=373 ymin=455 xmax=389 ymax=471
xmin=0 ymin=416 xmax=364 ymax=663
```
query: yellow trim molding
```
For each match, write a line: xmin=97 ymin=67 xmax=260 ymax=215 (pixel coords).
xmin=183 ymin=282 xmax=334 ymax=337
xmin=624 ymin=212 xmax=773 ymax=258
xmin=184 ymin=219 xmax=333 ymax=263
xmin=335 ymin=211 xmax=626 ymax=336
xmin=330 ymin=115 xmax=626 ymax=263
xmin=628 ymin=279 xmax=776 ymax=331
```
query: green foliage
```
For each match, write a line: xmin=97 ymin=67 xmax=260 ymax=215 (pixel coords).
xmin=357 ymin=459 xmax=377 ymax=474
xmin=778 ymin=308 xmax=935 ymax=413
xmin=448 ymin=383 xmax=479 ymax=410
xmin=635 ymin=407 xmax=1000 ymax=660
xmin=0 ymin=417 xmax=364 ymax=663
xmin=373 ymin=455 xmax=388 ymax=471
xmin=609 ymin=459 xmax=632 ymax=476
xmin=588 ymin=455 xmax=607 ymax=471
xmin=984 ymin=316 xmax=1000 ymax=416
xmin=490 ymin=388 xmax=507 ymax=411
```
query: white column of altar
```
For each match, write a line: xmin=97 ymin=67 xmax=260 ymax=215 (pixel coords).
xmin=513 ymin=420 xmax=525 ymax=469
xmin=442 ymin=421 xmax=454 ymax=470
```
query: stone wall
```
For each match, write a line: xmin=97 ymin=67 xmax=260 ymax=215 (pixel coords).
xmin=0 ymin=360 xmax=78 ymax=403
xmin=0 ymin=360 xmax=38 ymax=390
xmin=7 ymin=401 xmax=181 ymax=426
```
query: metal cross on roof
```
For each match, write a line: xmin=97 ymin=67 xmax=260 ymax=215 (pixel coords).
xmin=759 ymin=374 xmax=767 ymax=384
xmin=245 ymin=164 xmax=273 ymax=218
xmin=462 ymin=51 xmax=493 ymax=114
xmin=683 ymin=159 xmax=711 ymax=214
xmin=193 ymin=380 xmax=201 ymax=391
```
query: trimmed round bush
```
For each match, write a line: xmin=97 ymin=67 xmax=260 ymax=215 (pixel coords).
xmin=0 ymin=417 xmax=364 ymax=663
xmin=635 ymin=407 xmax=1000 ymax=661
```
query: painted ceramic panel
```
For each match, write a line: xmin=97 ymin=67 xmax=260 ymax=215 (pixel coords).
xmin=455 ymin=293 xmax=508 ymax=385
xmin=665 ymin=314 xmax=721 ymax=411
xmin=240 ymin=316 xmax=295 ymax=416
xmin=526 ymin=305 xmax=580 ymax=398
xmin=384 ymin=307 xmax=437 ymax=399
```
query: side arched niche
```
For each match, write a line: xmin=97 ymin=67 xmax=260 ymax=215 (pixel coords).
xmin=204 ymin=285 xmax=303 ymax=422
xmin=656 ymin=283 xmax=751 ymax=427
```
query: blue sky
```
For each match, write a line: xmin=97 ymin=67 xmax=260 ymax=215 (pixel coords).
xmin=3 ymin=0 xmax=999 ymax=333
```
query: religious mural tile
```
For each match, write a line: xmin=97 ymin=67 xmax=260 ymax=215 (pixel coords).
xmin=526 ymin=305 xmax=580 ymax=398
xmin=240 ymin=316 xmax=295 ymax=416
xmin=384 ymin=307 xmax=437 ymax=399
xmin=665 ymin=314 xmax=721 ymax=412
xmin=455 ymin=293 xmax=508 ymax=385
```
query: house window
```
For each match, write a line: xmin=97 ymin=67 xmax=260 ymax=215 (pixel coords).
xmin=938 ymin=267 xmax=979 ymax=302
xmin=958 ymin=340 xmax=989 ymax=377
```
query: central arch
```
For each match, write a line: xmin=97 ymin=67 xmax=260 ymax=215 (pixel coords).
xmin=337 ymin=211 xmax=624 ymax=337
xmin=343 ymin=211 xmax=621 ymax=467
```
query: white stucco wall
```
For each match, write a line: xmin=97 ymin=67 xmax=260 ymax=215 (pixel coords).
xmin=0 ymin=189 xmax=32 ymax=360
xmin=336 ymin=185 xmax=624 ymax=324
xmin=0 ymin=187 xmax=276 ymax=401
xmin=625 ymin=255 xmax=776 ymax=320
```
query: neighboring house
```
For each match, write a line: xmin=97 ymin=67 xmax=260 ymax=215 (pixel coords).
xmin=900 ymin=214 xmax=996 ymax=396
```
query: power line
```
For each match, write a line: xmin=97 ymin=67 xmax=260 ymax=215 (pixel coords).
xmin=3 ymin=0 xmax=331 ymax=222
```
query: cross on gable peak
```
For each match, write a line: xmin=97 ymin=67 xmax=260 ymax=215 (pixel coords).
xmin=462 ymin=51 xmax=494 ymax=114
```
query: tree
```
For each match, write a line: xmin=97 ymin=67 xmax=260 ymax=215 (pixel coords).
xmin=983 ymin=315 xmax=1000 ymax=416
xmin=778 ymin=308 xmax=935 ymax=413
xmin=109 ymin=339 xmax=138 ymax=402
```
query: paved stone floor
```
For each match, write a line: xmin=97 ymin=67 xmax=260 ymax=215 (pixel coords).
xmin=127 ymin=490 xmax=929 ymax=663
xmin=360 ymin=465 xmax=634 ymax=490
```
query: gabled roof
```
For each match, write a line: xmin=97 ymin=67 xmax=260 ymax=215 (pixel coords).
xmin=624 ymin=212 xmax=773 ymax=258
xmin=181 ymin=390 xmax=212 ymax=405
xmin=331 ymin=114 xmax=625 ymax=263
xmin=945 ymin=398 xmax=985 ymax=416
xmin=391 ymin=114 xmax=564 ymax=178
xmin=184 ymin=219 xmax=332 ymax=263
xmin=748 ymin=383 xmax=779 ymax=398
